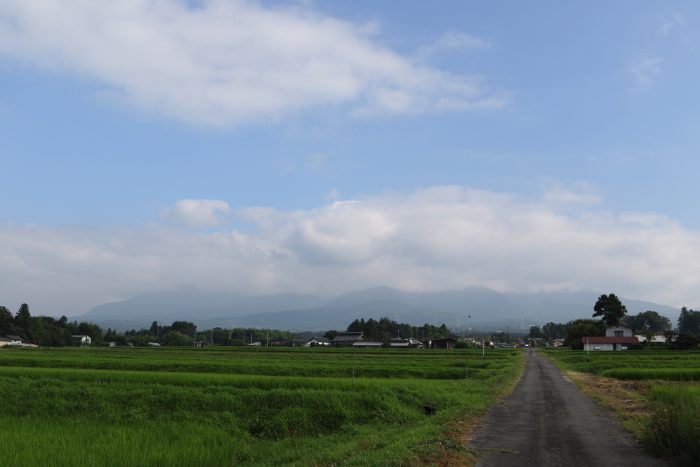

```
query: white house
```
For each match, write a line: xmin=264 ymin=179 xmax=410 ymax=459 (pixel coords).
xmin=582 ymin=326 xmax=639 ymax=351
xmin=605 ymin=326 xmax=634 ymax=337
xmin=0 ymin=335 xmax=23 ymax=347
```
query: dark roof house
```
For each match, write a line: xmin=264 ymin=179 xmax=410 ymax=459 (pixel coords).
xmin=332 ymin=332 xmax=364 ymax=346
xmin=428 ymin=337 xmax=457 ymax=350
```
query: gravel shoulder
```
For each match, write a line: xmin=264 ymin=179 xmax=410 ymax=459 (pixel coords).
xmin=469 ymin=349 xmax=667 ymax=467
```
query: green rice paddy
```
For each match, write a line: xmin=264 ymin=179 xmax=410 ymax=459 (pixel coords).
xmin=0 ymin=346 xmax=523 ymax=466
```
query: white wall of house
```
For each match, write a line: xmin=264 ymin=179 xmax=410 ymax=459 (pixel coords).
xmin=0 ymin=337 xmax=22 ymax=346
xmin=583 ymin=342 xmax=630 ymax=351
xmin=635 ymin=334 xmax=667 ymax=344
xmin=605 ymin=326 xmax=633 ymax=337
xmin=584 ymin=343 xmax=613 ymax=351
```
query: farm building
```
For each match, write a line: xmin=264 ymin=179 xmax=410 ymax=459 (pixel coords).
xmin=304 ymin=337 xmax=331 ymax=347
xmin=352 ymin=338 xmax=423 ymax=348
xmin=332 ymin=332 xmax=364 ymax=346
xmin=388 ymin=338 xmax=424 ymax=348
xmin=635 ymin=334 xmax=668 ymax=345
xmin=0 ymin=335 xmax=23 ymax=347
xmin=427 ymin=337 xmax=457 ymax=350
xmin=353 ymin=340 xmax=383 ymax=348
xmin=582 ymin=336 xmax=639 ymax=351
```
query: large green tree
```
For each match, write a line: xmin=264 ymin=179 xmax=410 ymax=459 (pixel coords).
xmin=564 ymin=319 xmax=605 ymax=349
xmin=0 ymin=306 xmax=13 ymax=335
xmin=542 ymin=322 xmax=567 ymax=340
xmin=528 ymin=325 xmax=543 ymax=339
xmin=15 ymin=303 xmax=32 ymax=335
xmin=678 ymin=307 xmax=700 ymax=339
xmin=162 ymin=331 xmax=193 ymax=346
xmin=169 ymin=321 xmax=197 ymax=338
xmin=624 ymin=310 xmax=672 ymax=333
xmin=592 ymin=293 xmax=627 ymax=327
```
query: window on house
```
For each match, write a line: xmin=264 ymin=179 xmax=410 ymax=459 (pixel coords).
xmin=614 ymin=330 xmax=623 ymax=337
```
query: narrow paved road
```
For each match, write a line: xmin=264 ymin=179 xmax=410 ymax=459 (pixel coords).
xmin=469 ymin=350 xmax=667 ymax=467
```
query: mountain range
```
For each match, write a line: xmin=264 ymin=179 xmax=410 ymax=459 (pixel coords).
xmin=77 ymin=287 xmax=681 ymax=332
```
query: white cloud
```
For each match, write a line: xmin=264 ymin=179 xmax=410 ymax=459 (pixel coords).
xmin=416 ymin=31 xmax=491 ymax=60
xmin=2 ymin=186 xmax=700 ymax=316
xmin=162 ymin=199 xmax=231 ymax=227
xmin=0 ymin=1 xmax=505 ymax=125
xmin=659 ymin=12 xmax=686 ymax=36
xmin=628 ymin=55 xmax=663 ymax=92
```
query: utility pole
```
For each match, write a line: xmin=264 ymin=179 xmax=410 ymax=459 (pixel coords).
xmin=465 ymin=315 xmax=471 ymax=379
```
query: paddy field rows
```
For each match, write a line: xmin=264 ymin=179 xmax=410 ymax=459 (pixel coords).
xmin=0 ymin=347 xmax=523 ymax=466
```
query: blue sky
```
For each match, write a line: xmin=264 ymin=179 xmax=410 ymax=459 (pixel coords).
xmin=1 ymin=1 xmax=699 ymax=315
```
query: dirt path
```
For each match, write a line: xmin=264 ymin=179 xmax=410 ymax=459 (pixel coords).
xmin=469 ymin=350 xmax=667 ymax=466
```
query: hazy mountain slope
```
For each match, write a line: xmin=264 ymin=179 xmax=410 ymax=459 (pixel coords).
xmin=78 ymin=287 xmax=682 ymax=332
xmin=80 ymin=288 xmax=325 ymax=330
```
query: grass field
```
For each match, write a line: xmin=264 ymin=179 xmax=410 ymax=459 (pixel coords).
xmin=0 ymin=346 xmax=523 ymax=466
xmin=543 ymin=349 xmax=700 ymax=466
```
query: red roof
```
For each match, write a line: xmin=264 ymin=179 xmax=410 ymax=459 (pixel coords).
xmin=582 ymin=336 xmax=639 ymax=344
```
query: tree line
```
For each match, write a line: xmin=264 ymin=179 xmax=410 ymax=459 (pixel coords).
xmin=121 ymin=320 xmax=297 ymax=347
xmin=527 ymin=293 xmax=700 ymax=349
xmin=333 ymin=317 xmax=451 ymax=342
xmin=4 ymin=295 xmax=699 ymax=349
xmin=0 ymin=304 xmax=104 ymax=346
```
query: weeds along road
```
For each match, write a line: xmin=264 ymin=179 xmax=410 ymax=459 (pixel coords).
xmin=470 ymin=349 xmax=667 ymax=467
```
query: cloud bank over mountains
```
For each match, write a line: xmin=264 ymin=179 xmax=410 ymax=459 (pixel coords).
xmin=2 ymin=186 xmax=698 ymax=316
xmin=0 ymin=0 xmax=505 ymax=126
xmin=162 ymin=199 xmax=231 ymax=227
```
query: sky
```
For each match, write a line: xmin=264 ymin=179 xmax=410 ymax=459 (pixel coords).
xmin=1 ymin=0 xmax=699 ymax=317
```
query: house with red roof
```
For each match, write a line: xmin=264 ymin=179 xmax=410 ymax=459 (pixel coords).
xmin=582 ymin=326 xmax=639 ymax=351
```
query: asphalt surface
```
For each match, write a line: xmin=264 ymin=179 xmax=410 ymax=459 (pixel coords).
xmin=469 ymin=350 xmax=667 ymax=467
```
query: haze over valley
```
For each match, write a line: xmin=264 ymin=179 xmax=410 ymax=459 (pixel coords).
xmin=80 ymin=287 xmax=680 ymax=332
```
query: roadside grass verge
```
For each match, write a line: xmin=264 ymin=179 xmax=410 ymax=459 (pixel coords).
xmin=643 ymin=385 xmax=700 ymax=467
xmin=601 ymin=368 xmax=700 ymax=381
xmin=543 ymin=349 xmax=699 ymax=465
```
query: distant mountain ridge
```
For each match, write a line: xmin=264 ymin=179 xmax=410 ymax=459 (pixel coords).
xmin=78 ymin=286 xmax=681 ymax=332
